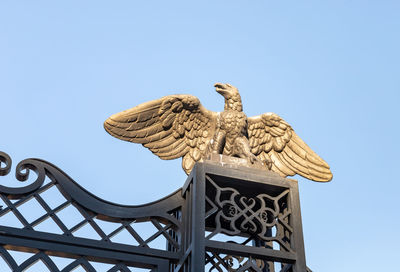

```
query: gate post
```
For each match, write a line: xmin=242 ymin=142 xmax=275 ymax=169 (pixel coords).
xmin=190 ymin=164 xmax=206 ymax=269
xmin=180 ymin=156 xmax=308 ymax=271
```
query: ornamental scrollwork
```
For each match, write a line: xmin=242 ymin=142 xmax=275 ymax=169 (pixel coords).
xmin=207 ymin=253 xmax=265 ymax=272
xmin=206 ymin=175 xmax=293 ymax=251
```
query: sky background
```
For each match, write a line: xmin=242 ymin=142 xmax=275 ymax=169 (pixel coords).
xmin=1 ymin=1 xmax=400 ymax=271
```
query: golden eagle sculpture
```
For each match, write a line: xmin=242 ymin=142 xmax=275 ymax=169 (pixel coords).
xmin=104 ymin=83 xmax=332 ymax=182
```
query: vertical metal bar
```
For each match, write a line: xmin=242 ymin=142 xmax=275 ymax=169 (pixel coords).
xmin=190 ymin=164 xmax=205 ymax=271
xmin=288 ymin=181 xmax=306 ymax=272
xmin=184 ymin=182 xmax=192 ymax=272
xmin=253 ymin=238 xmax=274 ymax=272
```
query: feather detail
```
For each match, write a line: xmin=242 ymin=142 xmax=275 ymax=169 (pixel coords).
xmin=104 ymin=94 xmax=217 ymax=174
xmin=247 ymin=113 xmax=332 ymax=182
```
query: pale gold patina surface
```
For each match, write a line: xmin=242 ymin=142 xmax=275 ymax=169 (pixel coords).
xmin=104 ymin=83 xmax=332 ymax=182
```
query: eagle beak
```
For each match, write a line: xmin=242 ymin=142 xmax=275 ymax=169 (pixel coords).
xmin=214 ymin=83 xmax=229 ymax=96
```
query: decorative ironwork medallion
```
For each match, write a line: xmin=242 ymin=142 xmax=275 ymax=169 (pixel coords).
xmin=205 ymin=175 xmax=293 ymax=253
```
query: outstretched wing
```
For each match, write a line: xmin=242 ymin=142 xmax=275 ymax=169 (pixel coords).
xmin=104 ymin=95 xmax=218 ymax=174
xmin=247 ymin=113 xmax=332 ymax=182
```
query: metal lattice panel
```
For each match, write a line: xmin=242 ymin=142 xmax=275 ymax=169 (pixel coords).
xmin=0 ymin=151 xmax=182 ymax=271
xmin=0 ymin=247 xmax=154 ymax=271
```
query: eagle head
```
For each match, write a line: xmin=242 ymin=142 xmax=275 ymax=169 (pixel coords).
xmin=214 ymin=83 xmax=242 ymax=111
xmin=214 ymin=83 xmax=239 ymax=99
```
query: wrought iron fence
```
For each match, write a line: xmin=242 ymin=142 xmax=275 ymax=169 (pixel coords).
xmin=0 ymin=151 xmax=310 ymax=271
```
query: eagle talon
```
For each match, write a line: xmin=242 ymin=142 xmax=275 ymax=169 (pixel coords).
xmin=246 ymin=154 xmax=258 ymax=165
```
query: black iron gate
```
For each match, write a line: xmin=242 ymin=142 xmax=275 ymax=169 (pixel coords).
xmin=0 ymin=151 xmax=309 ymax=271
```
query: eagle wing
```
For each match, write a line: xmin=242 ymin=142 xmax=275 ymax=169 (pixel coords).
xmin=104 ymin=95 xmax=218 ymax=174
xmin=247 ymin=113 xmax=332 ymax=182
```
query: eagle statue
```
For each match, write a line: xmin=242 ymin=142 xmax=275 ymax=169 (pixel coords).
xmin=104 ymin=83 xmax=332 ymax=182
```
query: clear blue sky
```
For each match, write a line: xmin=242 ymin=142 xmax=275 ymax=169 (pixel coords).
xmin=1 ymin=1 xmax=399 ymax=271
